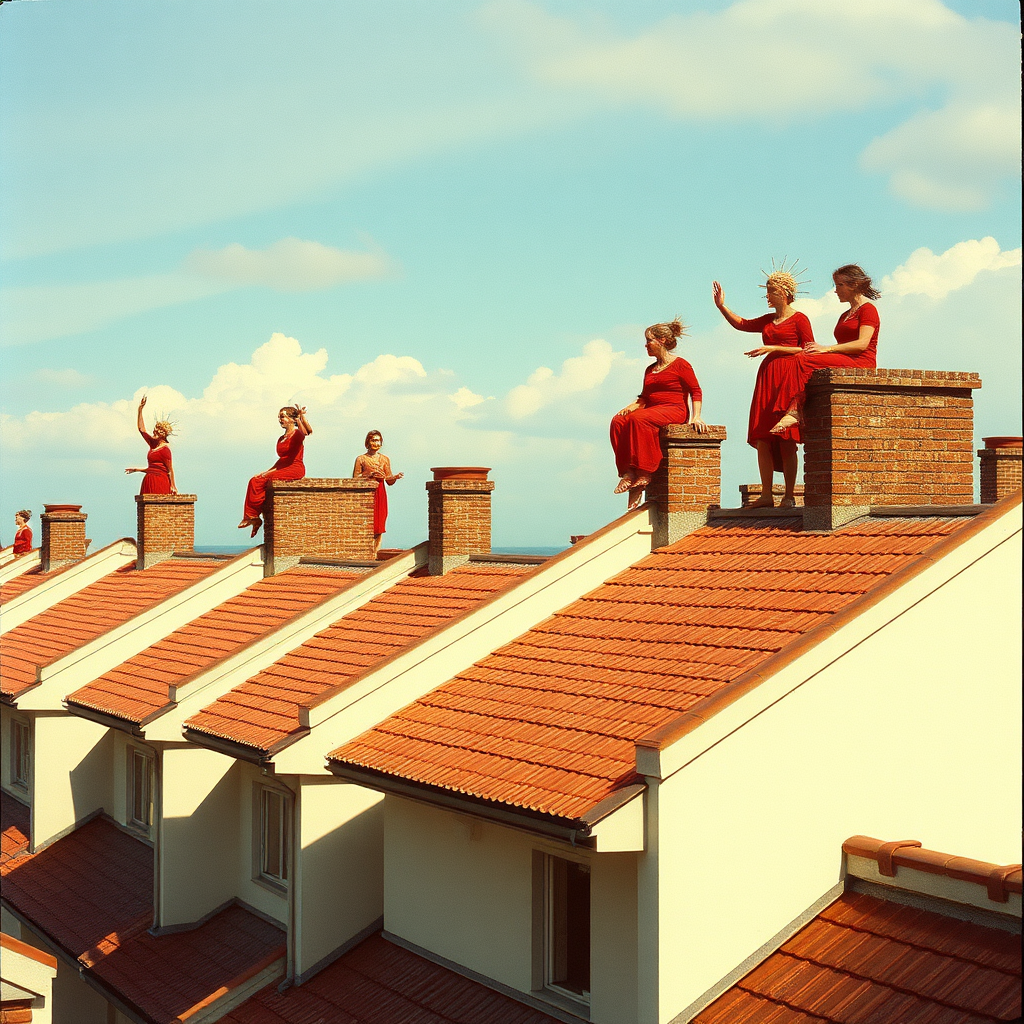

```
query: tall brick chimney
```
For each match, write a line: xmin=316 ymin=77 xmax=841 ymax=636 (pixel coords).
xmin=802 ymin=368 xmax=982 ymax=530
xmin=426 ymin=467 xmax=494 ymax=575
xmin=264 ymin=478 xmax=377 ymax=575
xmin=136 ymin=493 xmax=197 ymax=569
xmin=40 ymin=504 xmax=88 ymax=571
xmin=978 ymin=437 xmax=1022 ymax=503
xmin=646 ymin=424 xmax=727 ymax=546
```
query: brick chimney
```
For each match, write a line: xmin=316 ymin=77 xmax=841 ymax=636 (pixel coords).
xmin=978 ymin=437 xmax=1022 ymax=503
xmin=264 ymin=477 xmax=377 ymax=575
xmin=802 ymin=368 xmax=982 ymax=530
xmin=136 ymin=493 xmax=197 ymax=569
xmin=426 ymin=468 xmax=494 ymax=575
xmin=39 ymin=504 xmax=88 ymax=571
xmin=646 ymin=424 xmax=727 ymax=546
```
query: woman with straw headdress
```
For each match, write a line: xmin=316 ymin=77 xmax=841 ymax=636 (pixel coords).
xmin=610 ymin=318 xmax=708 ymax=511
xmin=713 ymin=262 xmax=813 ymax=508
xmin=124 ymin=395 xmax=178 ymax=495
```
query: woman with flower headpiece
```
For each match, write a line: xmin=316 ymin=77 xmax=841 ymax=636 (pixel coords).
xmin=124 ymin=396 xmax=178 ymax=495
xmin=771 ymin=264 xmax=881 ymax=434
xmin=713 ymin=264 xmax=813 ymax=508
xmin=610 ymin=318 xmax=708 ymax=511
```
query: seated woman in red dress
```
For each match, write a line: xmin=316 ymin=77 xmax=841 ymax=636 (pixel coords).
xmin=353 ymin=430 xmax=404 ymax=557
xmin=12 ymin=510 xmax=33 ymax=554
xmin=610 ymin=318 xmax=708 ymax=510
xmin=713 ymin=267 xmax=813 ymax=508
xmin=124 ymin=395 xmax=177 ymax=495
xmin=239 ymin=405 xmax=313 ymax=537
xmin=772 ymin=264 xmax=881 ymax=433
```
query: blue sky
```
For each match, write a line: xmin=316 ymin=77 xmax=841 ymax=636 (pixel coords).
xmin=1 ymin=0 xmax=1020 ymax=549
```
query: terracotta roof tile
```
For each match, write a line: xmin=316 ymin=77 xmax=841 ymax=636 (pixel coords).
xmin=220 ymin=931 xmax=562 ymax=1024
xmin=0 ymin=816 xmax=285 ymax=1024
xmin=0 ymin=559 xmax=225 ymax=702
xmin=66 ymin=567 xmax=362 ymax=724
xmin=330 ymin=517 xmax=967 ymax=821
xmin=0 ymin=565 xmax=59 ymax=603
xmin=1 ymin=796 xmax=30 ymax=866
xmin=184 ymin=563 xmax=532 ymax=755
xmin=693 ymin=891 xmax=1021 ymax=1024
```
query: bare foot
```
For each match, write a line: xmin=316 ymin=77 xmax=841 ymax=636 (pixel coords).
xmin=632 ymin=474 xmax=651 ymax=490
xmin=237 ymin=519 xmax=251 ymax=530
xmin=770 ymin=413 xmax=800 ymax=435
xmin=613 ymin=476 xmax=633 ymax=495
xmin=779 ymin=495 xmax=796 ymax=509
xmin=627 ymin=486 xmax=645 ymax=511
xmin=249 ymin=518 xmax=263 ymax=537
xmin=749 ymin=496 xmax=775 ymax=509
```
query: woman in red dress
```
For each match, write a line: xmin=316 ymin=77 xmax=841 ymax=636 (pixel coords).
xmin=610 ymin=318 xmax=708 ymax=510
xmin=239 ymin=405 xmax=313 ymax=537
xmin=124 ymin=396 xmax=177 ymax=495
xmin=713 ymin=269 xmax=813 ymax=508
xmin=353 ymin=430 xmax=404 ymax=556
xmin=12 ymin=510 xmax=33 ymax=554
xmin=772 ymin=264 xmax=881 ymax=432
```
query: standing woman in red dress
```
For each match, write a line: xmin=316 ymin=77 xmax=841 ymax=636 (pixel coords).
xmin=610 ymin=318 xmax=708 ymax=511
xmin=353 ymin=430 xmax=404 ymax=556
xmin=124 ymin=396 xmax=177 ymax=494
xmin=773 ymin=264 xmax=881 ymax=432
xmin=12 ymin=510 xmax=33 ymax=554
xmin=239 ymin=405 xmax=312 ymax=537
xmin=713 ymin=267 xmax=813 ymax=508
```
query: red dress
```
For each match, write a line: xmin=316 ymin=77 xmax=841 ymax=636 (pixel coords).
xmin=373 ymin=480 xmax=388 ymax=535
xmin=243 ymin=429 xmax=306 ymax=521
xmin=610 ymin=357 xmax=702 ymax=476
xmin=13 ymin=525 xmax=32 ymax=554
xmin=139 ymin=432 xmax=174 ymax=494
xmin=737 ymin=312 xmax=814 ymax=469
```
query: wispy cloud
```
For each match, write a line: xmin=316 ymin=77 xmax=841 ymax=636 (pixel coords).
xmin=881 ymin=237 xmax=1021 ymax=300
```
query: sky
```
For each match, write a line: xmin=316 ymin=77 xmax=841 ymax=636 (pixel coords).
xmin=1 ymin=0 xmax=1020 ymax=551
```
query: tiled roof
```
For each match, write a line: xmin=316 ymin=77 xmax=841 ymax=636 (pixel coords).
xmin=330 ymin=517 xmax=967 ymax=822
xmin=67 ymin=567 xmax=364 ymax=725
xmin=0 ymin=816 xmax=285 ymax=1024
xmin=0 ymin=565 xmax=56 ymax=603
xmin=0 ymin=559 xmax=223 ymax=701
xmin=221 ymin=931 xmax=562 ymax=1024
xmin=693 ymin=890 xmax=1022 ymax=1023
xmin=1 ymin=796 xmax=30 ymax=866
xmin=185 ymin=562 xmax=533 ymax=756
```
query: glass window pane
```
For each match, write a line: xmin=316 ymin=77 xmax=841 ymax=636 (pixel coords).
xmin=547 ymin=856 xmax=590 ymax=999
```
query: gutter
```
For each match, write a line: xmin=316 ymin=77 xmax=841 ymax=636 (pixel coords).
xmin=180 ymin=727 xmax=288 ymax=766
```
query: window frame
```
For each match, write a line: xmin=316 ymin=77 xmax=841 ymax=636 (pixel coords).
xmin=252 ymin=783 xmax=291 ymax=894
xmin=539 ymin=852 xmax=591 ymax=1006
xmin=126 ymin=744 xmax=155 ymax=835
xmin=9 ymin=715 xmax=31 ymax=791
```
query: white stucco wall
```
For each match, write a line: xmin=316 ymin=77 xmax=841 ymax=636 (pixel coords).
xmin=235 ymin=762 xmax=290 ymax=926
xmin=13 ymin=924 xmax=109 ymax=1024
xmin=647 ymin=529 xmax=1023 ymax=1024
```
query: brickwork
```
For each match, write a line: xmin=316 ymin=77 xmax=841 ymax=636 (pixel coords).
xmin=39 ymin=504 xmax=88 ymax=572
xmin=739 ymin=483 xmax=805 ymax=507
xmin=979 ymin=437 xmax=1022 ymax=504
xmin=265 ymin=478 xmax=377 ymax=574
xmin=426 ymin=468 xmax=494 ymax=575
xmin=803 ymin=369 xmax=981 ymax=525
xmin=647 ymin=425 xmax=726 ymax=546
xmin=136 ymin=494 xmax=196 ymax=569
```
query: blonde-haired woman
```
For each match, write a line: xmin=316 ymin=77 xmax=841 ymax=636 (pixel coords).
xmin=239 ymin=405 xmax=312 ymax=537
xmin=125 ymin=395 xmax=177 ymax=495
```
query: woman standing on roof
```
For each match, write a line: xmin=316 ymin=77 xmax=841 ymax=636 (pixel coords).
xmin=239 ymin=405 xmax=312 ymax=537
xmin=353 ymin=430 xmax=404 ymax=557
xmin=771 ymin=264 xmax=881 ymax=433
xmin=610 ymin=318 xmax=708 ymax=511
xmin=713 ymin=263 xmax=813 ymax=508
xmin=12 ymin=510 xmax=33 ymax=554
xmin=124 ymin=396 xmax=178 ymax=495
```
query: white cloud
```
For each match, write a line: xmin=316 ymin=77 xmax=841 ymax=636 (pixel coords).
xmin=31 ymin=368 xmax=96 ymax=389
xmin=881 ymin=238 xmax=1022 ymax=300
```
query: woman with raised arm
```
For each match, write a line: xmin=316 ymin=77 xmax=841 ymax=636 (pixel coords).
xmin=772 ymin=264 xmax=881 ymax=433
xmin=238 ymin=405 xmax=313 ymax=537
xmin=12 ymin=510 xmax=33 ymax=554
xmin=610 ymin=318 xmax=708 ymax=511
xmin=353 ymin=430 xmax=404 ymax=557
xmin=713 ymin=266 xmax=813 ymax=508
xmin=124 ymin=395 xmax=177 ymax=495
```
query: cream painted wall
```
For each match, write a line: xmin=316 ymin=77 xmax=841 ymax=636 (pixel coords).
xmin=650 ymin=532 xmax=1023 ymax=1024
xmin=235 ymin=762 xmax=289 ymax=926
xmin=295 ymin=779 xmax=384 ymax=977
xmin=14 ymin=924 xmax=109 ymax=1024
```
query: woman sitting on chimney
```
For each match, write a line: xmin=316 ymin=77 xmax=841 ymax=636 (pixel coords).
xmin=238 ymin=405 xmax=312 ymax=537
xmin=124 ymin=395 xmax=178 ymax=495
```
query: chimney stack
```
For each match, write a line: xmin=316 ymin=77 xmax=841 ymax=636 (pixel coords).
xmin=647 ymin=424 xmax=726 ymax=546
xmin=40 ymin=504 xmax=88 ymax=571
xmin=426 ymin=468 xmax=494 ymax=575
xmin=978 ymin=437 xmax=1022 ymax=504
xmin=802 ymin=368 xmax=981 ymax=530
xmin=136 ymin=493 xmax=197 ymax=569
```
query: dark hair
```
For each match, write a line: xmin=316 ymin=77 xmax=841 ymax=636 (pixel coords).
xmin=364 ymin=430 xmax=382 ymax=448
xmin=279 ymin=406 xmax=300 ymax=421
xmin=16 ymin=509 xmax=31 ymax=521
xmin=833 ymin=264 xmax=880 ymax=300
xmin=645 ymin=318 xmax=688 ymax=351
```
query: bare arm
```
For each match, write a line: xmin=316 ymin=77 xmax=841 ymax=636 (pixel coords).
xmin=353 ymin=455 xmax=366 ymax=477
xmin=383 ymin=456 xmax=404 ymax=485
xmin=294 ymin=406 xmax=312 ymax=436
xmin=744 ymin=344 xmax=802 ymax=358
xmin=169 ymin=461 xmax=178 ymax=495
xmin=806 ymin=324 xmax=873 ymax=356
xmin=690 ymin=398 xmax=708 ymax=434
xmin=712 ymin=282 xmax=745 ymax=330
xmin=137 ymin=396 xmax=147 ymax=436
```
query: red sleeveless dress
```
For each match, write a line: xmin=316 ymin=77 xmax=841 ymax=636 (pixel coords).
xmin=243 ymin=429 xmax=306 ymax=521
xmin=140 ymin=432 xmax=173 ymax=494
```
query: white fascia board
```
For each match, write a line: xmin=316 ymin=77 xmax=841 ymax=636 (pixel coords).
xmin=19 ymin=551 xmax=266 ymax=712
xmin=591 ymin=793 xmax=645 ymax=853
xmin=0 ymin=550 xmax=41 ymax=585
xmin=0 ymin=539 xmax=137 ymax=634
xmin=273 ymin=510 xmax=656 ymax=775
xmin=144 ymin=544 xmax=428 ymax=741
xmin=640 ymin=503 xmax=1022 ymax=781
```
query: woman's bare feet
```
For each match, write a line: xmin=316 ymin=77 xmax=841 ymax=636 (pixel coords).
xmin=770 ymin=412 xmax=800 ymax=435
xmin=613 ymin=475 xmax=634 ymax=495
xmin=779 ymin=495 xmax=797 ymax=509
xmin=749 ymin=495 xmax=775 ymax=509
xmin=249 ymin=517 xmax=262 ymax=537
xmin=627 ymin=486 xmax=645 ymax=511
xmin=237 ymin=519 xmax=251 ymax=530
xmin=632 ymin=474 xmax=651 ymax=490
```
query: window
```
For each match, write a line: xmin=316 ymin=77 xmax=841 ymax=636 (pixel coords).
xmin=256 ymin=786 xmax=290 ymax=890
xmin=127 ymin=746 xmax=154 ymax=832
xmin=10 ymin=717 xmax=30 ymax=789
xmin=545 ymin=854 xmax=590 ymax=1002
